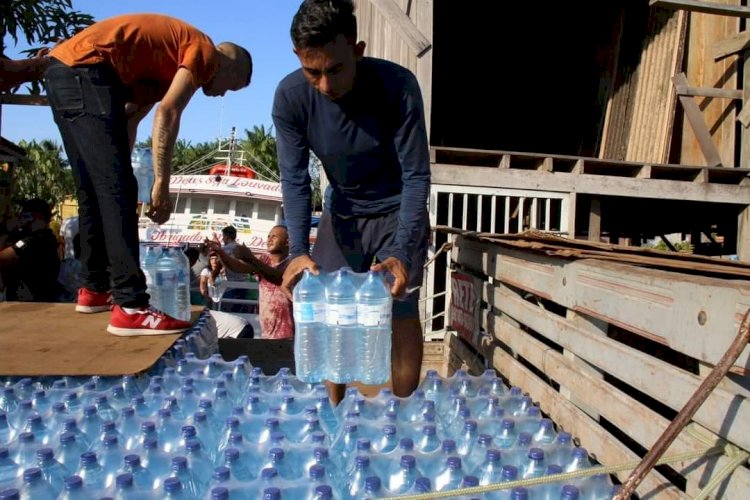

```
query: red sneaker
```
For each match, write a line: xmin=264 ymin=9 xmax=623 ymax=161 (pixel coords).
xmin=107 ymin=305 xmax=192 ymax=336
xmin=75 ymin=288 xmax=112 ymax=313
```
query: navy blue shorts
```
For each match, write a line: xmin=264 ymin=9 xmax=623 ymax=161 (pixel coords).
xmin=311 ymin=209 xmax=429 ymax=319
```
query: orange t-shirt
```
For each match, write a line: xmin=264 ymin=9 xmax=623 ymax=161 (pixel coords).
xmin=50 ymin=13 xmax=219 ymax=105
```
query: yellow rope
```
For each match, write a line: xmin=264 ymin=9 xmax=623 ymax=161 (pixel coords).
xmin=382 ymin=445 xmax=726 ymax=500
xmin=692 ymin=447 xmax=750 ymax=500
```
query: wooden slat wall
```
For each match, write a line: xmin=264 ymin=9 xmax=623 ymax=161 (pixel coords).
xmin=600 ymin=7 xmax=687 ymax=163
xmin=680 ymin=0 xmax=740 ymax=167
xmin=448 ymin=234 xmax=750 ymax=497
xmin=355 ymin=0 xmax=433 ymax=134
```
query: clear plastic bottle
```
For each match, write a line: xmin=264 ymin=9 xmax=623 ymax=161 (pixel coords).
xmin=35 ymin=448 xmax=69 ymax=496
xmin=121 ymin=454 xmax=156 ymax=491
xmin=170 ymin=456 xmax=202 ymax=499
xmin=19 ymin=467 xmax=56 ymax=500
xmin=174 ymin=246 xmax=192 ymax=321
xmin=293 ymin=269 xmax=328 ymax=383
xmin=386 ymin=454 xmax=419 ymax=494
xmin=142 ymin=245 xmax=162 ymax=312
xmin=325 ymin=269 xmax=359 ymax=383
xmin=356 ymin=271 xmax=392 ymax=384
xmin=0 ymin=448 xmax=19 ymax=491
xmin=433 ymin=456 xmax=465 ymax=492
xmin=58 ymin=475 xmax=90 ymax=500
xmin=0 ymin=413 xmax=12 ymax=447
xmin=155 ymin=247 xmax=180 ymax=318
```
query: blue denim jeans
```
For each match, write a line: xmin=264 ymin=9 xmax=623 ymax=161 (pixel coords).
xmin=44 ymin=58 xmax=148 ymax=307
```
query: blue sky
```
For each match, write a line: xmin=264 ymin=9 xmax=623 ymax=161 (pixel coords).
xmin=1 ymin=0 xmax=303 ymax=146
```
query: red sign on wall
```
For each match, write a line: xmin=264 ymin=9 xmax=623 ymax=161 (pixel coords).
xmin=450 ymin=271 xmax=480 ymax=343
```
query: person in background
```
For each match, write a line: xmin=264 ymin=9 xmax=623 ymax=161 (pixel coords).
xmin=199 ymin=254 xmax=225 ymax=307
xmin=0 ymin=198 xmax=62 ymax=302
xmin=274 ymin=0 xmax=431 ymax=402
xmin=218 ymin=225 xmax=249 ymax=312
xmin=206 ymin=225 xmax=294 ymax=340
xmin=43 ymin=13 xmax=253 ymax=335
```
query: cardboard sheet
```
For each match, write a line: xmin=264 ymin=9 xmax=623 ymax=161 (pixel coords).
xmin=0 ymin=302 xmax=201 ymax=376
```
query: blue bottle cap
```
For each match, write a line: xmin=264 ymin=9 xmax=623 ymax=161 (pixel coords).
xmin=124 ymin=454 xmax=141 ymax=467
xmin=213 ymin=466 xmax=230 ymax=481
xmin=64 ymin=475 xmax=83 ymax=490
xmin=23 ymin=467 xmax=42 ymax=482
xmin=502 ymin=465 xmax=518 ymax=481
xmin=116 ymin=473 xmax=133 ymax=488
xmin=163 ymin=477 xmax=182 ymax=493
xmin=365 ymin=476 xmax=382 ymax=492
xmin=414 ymin=476 xmax=431 ymax=493
xmin=511 ymin=487 xmax=529 ymax=500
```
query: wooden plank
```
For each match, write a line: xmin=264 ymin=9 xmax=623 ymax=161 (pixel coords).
xmin=651 ymin=0 xmax=750 ymax=17
xmin=483 ymin=310 xmax=750 ymax=498
xmin=452 ymin=238 xmax=750 ymax=373
xmin=369 ymin=0 xmax=432 ymax=57
xmin=738 ymin=98 xmax=750 ymax=127
xmin=673 ymin=73 xmax=724 ymax=167
xmin=0 ymin=94 xmax=48 ymax=106
xmin=680 ymin=3 xmax=739 ymax=167
xmin=471 ymin=271 xmax=750 ymax=452
xmin=414 ymin=0 xmax=433 ymax=138
xmin=432 ymin=164 xmax=750 ymax=204
xmin=481 ymin=338 xmax=682 ymax=498
xmin=738 ymin=205 xmax=750 ymax=262
xmin=713 ymin=30 xmax=750 ymax=60
xmin=674 ymin=85 xmax=743 ymax=99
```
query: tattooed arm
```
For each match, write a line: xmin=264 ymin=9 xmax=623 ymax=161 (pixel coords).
xmin=146 ymin=67 xmax=197 ymax=224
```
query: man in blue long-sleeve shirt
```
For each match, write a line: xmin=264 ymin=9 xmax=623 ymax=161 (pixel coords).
xmin=274 ymin=0 xmax=431 ymax=403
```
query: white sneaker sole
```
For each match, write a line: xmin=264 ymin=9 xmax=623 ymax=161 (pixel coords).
xmin=107 ymin=325 xmax=188 ymax=336
xmin=76 ymin=304 xmax=111 ymax=313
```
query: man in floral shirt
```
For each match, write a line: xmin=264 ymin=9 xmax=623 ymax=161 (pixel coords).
xmin=206 ymin=225 xmax=294 ymax=339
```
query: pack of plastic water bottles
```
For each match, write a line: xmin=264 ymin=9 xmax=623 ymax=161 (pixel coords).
xmin=293 ymin=268 xmax=392 ymax=385
xmin=0 ymin=312 xmax=618 ymax=499
xmin=140 ymin=243 xmax=193 ymax=322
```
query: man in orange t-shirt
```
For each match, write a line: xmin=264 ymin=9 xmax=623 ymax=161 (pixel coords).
xmin=43 ymin=13 xmax=253 ymax=336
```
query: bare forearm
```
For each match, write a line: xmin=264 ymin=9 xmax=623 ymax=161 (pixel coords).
xmin=0 ymin=57 xmax=48 ymax=91
xmin=151 ymin=107 xmax=180 ymax=186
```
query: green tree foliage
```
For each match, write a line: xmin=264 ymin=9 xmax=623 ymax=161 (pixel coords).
xmin=1 ymin=0 xmax=93 ymax=93
xmin=12 ymin=139 xmax=75 ymax=208
xmin=241 ymin=125 xmax=279 ymax=181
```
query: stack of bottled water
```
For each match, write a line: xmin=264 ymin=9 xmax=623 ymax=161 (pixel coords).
xmin=131 ymin=148 xmax=155 ymax=205
xmin=293 ymin=268 xmax=392 ymax=385
xmin=140 ymin=244 xmax=192 ymax=321
xmin=0 ymin=311 xmax=617 ymax=499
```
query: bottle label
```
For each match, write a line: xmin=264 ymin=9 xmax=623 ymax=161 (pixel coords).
xmin=295 ymin=302 xmax=326 ymax=323
xmin=357 ymin=304 xmax=392 ymax=327
xmin=156 ymin=271 xmax=177 ymax=287
xmin=327 ymin=304 xmax=357 ymax=326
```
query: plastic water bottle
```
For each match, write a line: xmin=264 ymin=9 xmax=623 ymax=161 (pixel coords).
xmin=155 ymin=247 xmax=180 ymax=318
xmin=433 ymin=456 xmax=465 ymax=492
xmin=521 ymin=448 xmax=547 ymax=479
xmin=58 ymin=475 xmax=91 ymax=500
xmin=356 ymin=271 xmax=392 ymax=384
xmin=121 ymin=454 xmax=156 ymax=491
xmin=293 ymin=270 xmax=328 ymax=383
xmin=325 ymin=269 xmax=359 ymax=383
xmin=142 ymin=245 xmax=162 ymax=311
xmin=175 ymin=247 xmax=192 ymax=321
xmin=19 ymin=467 xmax=56 ymax=500
xmin=0 ymin=414 xmax=11 ymax=447
xmin=35 ymin=448 xmax=68 ymax=496
xmin=0 ymin=448 xmax=19 ymax=491
xmin=387 ymin=454 xmax=419 ymax=494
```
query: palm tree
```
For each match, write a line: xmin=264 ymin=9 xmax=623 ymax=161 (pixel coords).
xmin=241 ymin=125 xmax=279 ymax=181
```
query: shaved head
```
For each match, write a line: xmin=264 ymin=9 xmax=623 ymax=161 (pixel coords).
xmin=217 ymin=42 xmax=253 ymax=87
xmin=203 ymin=42 xmax=253 ymax=96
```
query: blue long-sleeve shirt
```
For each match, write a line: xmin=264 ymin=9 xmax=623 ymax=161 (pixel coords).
xmin=272 ymin=57 xmax=431 ymax=268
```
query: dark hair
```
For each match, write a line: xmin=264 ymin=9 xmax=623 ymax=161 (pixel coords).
xmin=222 ymin=226 xmax=237 ymax=238
xmin=291 ymin=0 xmax=357 ymax=49
xmin=21 ymin=197 xmax=52 ymax=222
xmin=240 ymin=47 xmax=253 ymax=87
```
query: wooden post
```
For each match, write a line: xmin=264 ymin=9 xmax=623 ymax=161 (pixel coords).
xmin=738 ymin=205 xmax=750 ymax=262
xmin=588 ymin=197 xmax=602 ymax=242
